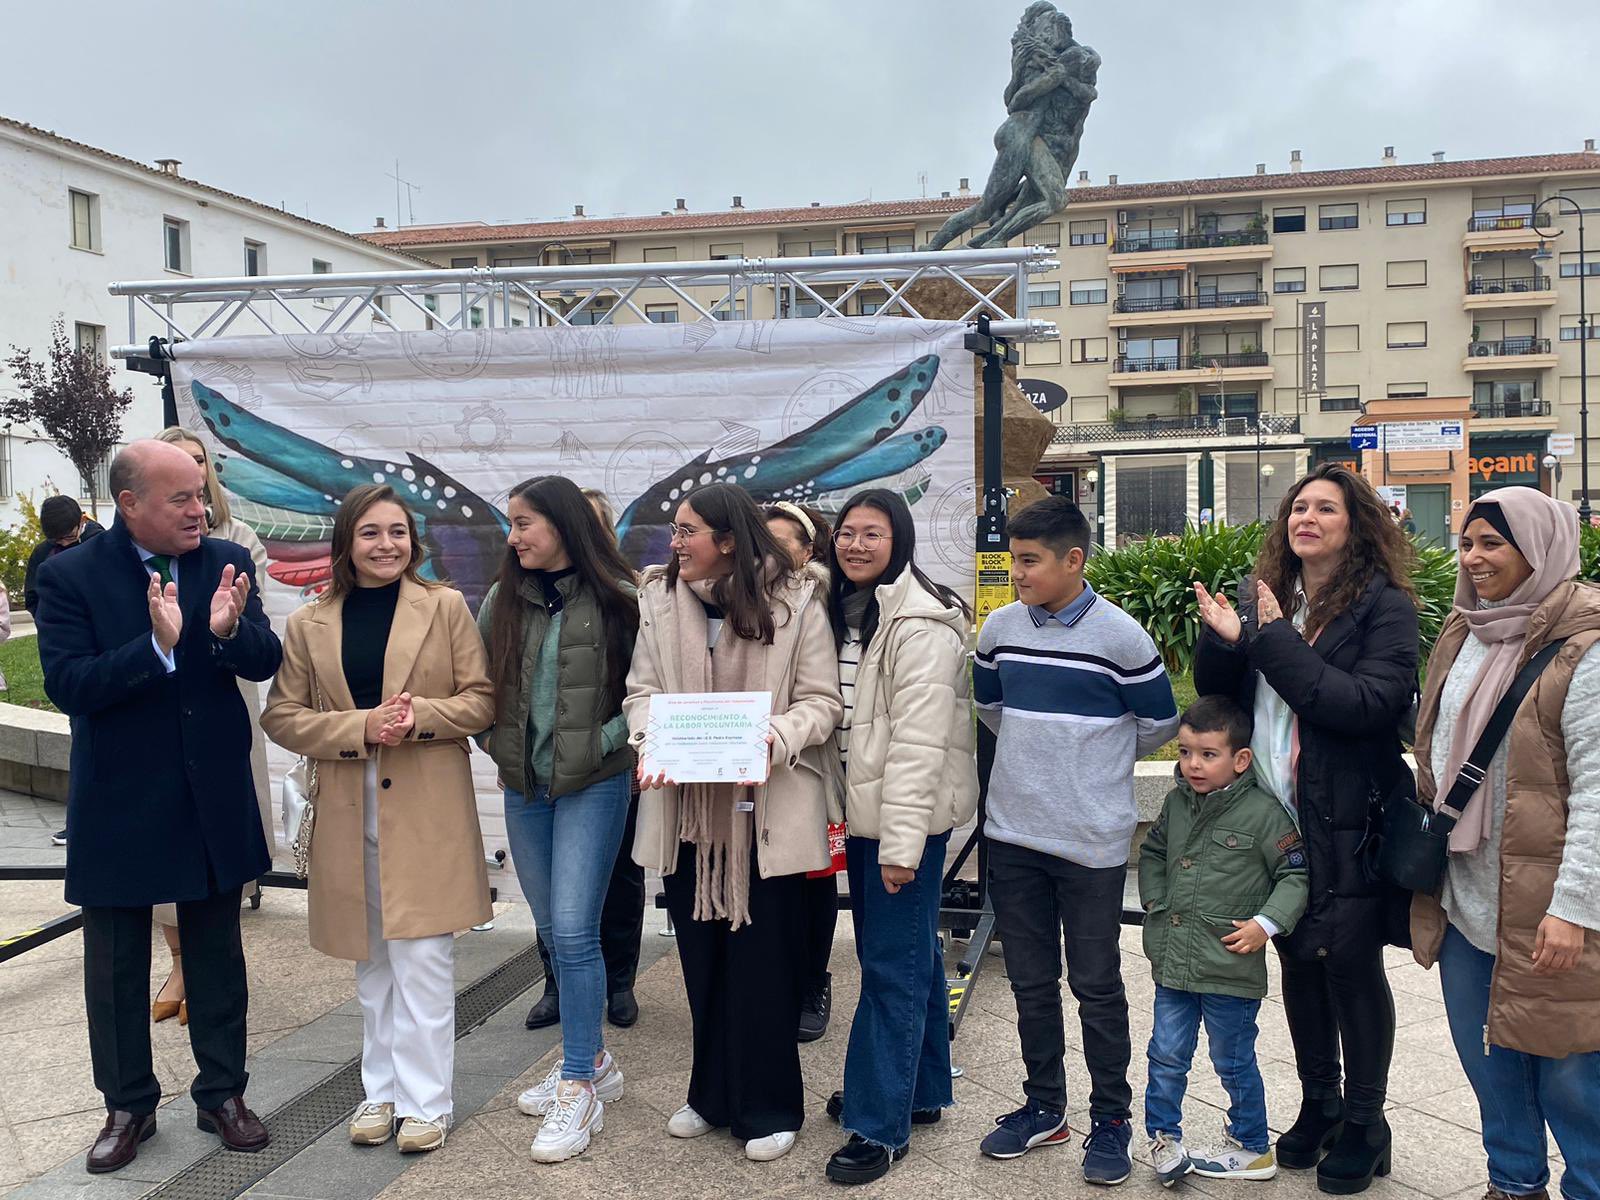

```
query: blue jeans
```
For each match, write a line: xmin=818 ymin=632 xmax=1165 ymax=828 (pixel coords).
xmin=504 ymin=775 xmax=630 ymax=1080
xmin=841 ymin=831 xmax=953 ymax=1150
xmin=1145 ymin=985 xmax=1268 ymax=1153
xmin=1439 ymin=923 xmax=1600 ymax=1200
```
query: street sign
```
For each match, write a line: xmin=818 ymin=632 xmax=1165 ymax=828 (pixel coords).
xmin=1303 ymin=302 xmax=1326 ymax=399
xmin=1549 ymin=433 xmax=1576 ymax=457
xmin=1349 ymin=421 xmax=1463 ymax=452
xmin=1019 ymin=377 xmax=1069 ymax=415
xmin=1349 ymin=425 xmax=1379 ymax=450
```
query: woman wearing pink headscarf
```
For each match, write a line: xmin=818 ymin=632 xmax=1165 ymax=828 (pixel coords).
xmin=1410 ymin=486 xmax=1600 ymax=1200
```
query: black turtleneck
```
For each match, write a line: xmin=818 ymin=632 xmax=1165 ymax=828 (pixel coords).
xmin=342 ymin=580 xmax=401 ymax=709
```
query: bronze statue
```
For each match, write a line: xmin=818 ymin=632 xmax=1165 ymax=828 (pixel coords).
xmin=926 ymin=3 xmax=1099 ymax=251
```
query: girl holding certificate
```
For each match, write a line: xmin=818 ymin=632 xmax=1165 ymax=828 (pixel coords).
xmin=818 ymin=489 xmax=976 ymax=1185
xmin=475 ymin=476 xmax=640 ymax=1164
xmin=627 ymin=482 xmax=843 ymax=1163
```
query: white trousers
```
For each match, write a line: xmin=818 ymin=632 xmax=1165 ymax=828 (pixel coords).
xmin=355 ymin=759 xmax=456 ymax=1122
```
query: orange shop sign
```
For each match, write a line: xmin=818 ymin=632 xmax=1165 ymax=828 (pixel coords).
xmin=1467 ymin=452 xmax=1540 ymax=482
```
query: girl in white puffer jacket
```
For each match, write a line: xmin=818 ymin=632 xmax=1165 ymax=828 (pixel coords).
xmin=820 ymin=489 xmax=977 ymax=1186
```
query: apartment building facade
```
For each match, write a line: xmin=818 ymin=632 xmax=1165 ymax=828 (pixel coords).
xmin=366 ymin=148 xmax=1600 ymax=546
xmin=0 ymin=116 xmax=428 ymax=519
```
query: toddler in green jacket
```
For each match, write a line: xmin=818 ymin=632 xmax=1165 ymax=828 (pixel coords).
xmin=1137 ymin=695 xmax=1308 ymax=1186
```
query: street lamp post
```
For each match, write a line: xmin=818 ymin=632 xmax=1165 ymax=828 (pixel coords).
xmin=1531 ymin=197 xmax=1589 ymax=523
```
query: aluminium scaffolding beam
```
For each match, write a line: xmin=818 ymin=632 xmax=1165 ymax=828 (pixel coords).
xmin=107 ymin=246 xmax=1059 ymax=354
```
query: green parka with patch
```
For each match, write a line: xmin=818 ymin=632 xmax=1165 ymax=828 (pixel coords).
xmin=1137 ymin=764 xmax=1309 ymax=999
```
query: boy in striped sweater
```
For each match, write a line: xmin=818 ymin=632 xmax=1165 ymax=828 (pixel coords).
xmin=973 ymin=496 xmax=1179 ymax=1184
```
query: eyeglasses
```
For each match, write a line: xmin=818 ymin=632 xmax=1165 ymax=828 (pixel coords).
xmin=667 ymin=523 xmax=724 ymax=543
xmin=833 ymin=530 xmax=892 ymax=549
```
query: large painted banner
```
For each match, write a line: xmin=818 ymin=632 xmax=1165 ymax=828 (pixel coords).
xmin=168 ymin=317 xmax=977 ymax=880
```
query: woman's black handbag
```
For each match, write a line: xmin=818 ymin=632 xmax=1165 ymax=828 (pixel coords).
xmin=1379 ymin=638 xmax=1567 ymax=893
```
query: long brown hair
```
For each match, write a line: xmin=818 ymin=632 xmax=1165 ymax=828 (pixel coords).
xmin=1253 ymin=463 xmax=1417 ymax=637
xmin=486 ymin=476 xmax=639 ymax=712
xmin=321 ymin=484 xmax=433 ymax=604
xmin=667 ymin=483 xmax=788 ymax=644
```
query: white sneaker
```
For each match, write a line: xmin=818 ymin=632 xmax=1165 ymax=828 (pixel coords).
xmin=1188 ymin=1126 xmax=1277 ymax=1180
xmin=518 ymin=1052 xmax=625 ymax=1116
xmin=666 ymin=1104 xmax=714 ymax=1139
xmin=745 ymin=1130 xmax=797 ymax=1162
xmin=396 ymin=1115 xmax=450 ymax=1153
xmin=1149 ymin=1132 xmax=1192 ymax=1188
xmin=530 ymin=1082 xmax=603 ymax=1164
xmin=348 ymin=1101 xmax=395 ymax=1145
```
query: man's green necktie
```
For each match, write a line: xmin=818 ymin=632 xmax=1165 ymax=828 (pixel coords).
xmin=147 ymin=555 xmax=173 ymax=587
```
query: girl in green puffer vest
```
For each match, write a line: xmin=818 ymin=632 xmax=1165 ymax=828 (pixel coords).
xmin=475 ymin=475 xmax=638 ymax=1164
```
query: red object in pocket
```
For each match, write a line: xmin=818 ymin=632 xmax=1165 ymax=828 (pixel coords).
xmin=808 ymin=822 xmax=848 ymax=878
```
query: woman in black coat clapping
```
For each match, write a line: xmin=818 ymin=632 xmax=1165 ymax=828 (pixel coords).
xmin=1194 ymin=464 xmax=1418 ymax=1193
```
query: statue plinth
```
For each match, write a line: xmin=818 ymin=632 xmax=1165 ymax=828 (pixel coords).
xmin=902 ymin=278 xmax=1053 ymax=514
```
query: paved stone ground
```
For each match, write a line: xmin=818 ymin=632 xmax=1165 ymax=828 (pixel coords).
xmin=0 ymin=787 xmax=1572 ymax=1200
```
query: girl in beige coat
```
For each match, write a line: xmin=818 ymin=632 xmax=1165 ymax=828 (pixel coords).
xmin=818 ymin=489 xmax=976 ymax=1185
xmin=262 ymin=484 xmax=493 ymax=1155
xmin=627 ymin=482 xmax=842 ymax=1163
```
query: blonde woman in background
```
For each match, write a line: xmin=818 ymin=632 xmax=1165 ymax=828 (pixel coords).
xmin=148 ymin=427 xmax=274 ymax=1024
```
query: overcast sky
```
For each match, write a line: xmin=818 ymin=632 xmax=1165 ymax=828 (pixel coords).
xmin=5 ymin=0 xmax=1598 ymax=234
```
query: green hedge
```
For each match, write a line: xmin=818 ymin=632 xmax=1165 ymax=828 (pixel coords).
xmin=1085 ymin=522 xmax=1461 ymax=674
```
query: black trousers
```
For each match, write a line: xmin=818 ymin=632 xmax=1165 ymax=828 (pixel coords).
xmin=662 ymin=840 xmax=806 ymax=1140
xmin=1278 ymin=941 xmax=1396 ymax=1125
xmin=987 ymin=839 xmax=1132 ymax=1121
xmin=536 ymin=786 xmax=645 ymax=997
xmin=82 ymin=886 xmax=248 ymax=1116
xmin=800 ymin=872 xmax=839 ymax=991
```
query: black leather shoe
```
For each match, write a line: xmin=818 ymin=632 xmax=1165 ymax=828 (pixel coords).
xmin=825 ymin=1090 xmax=941 ymax=1126
xmin=525 ymin=986 xmax=560 ymax=1030
xmin=1278 ymin=1095 xmax=1345 ymax=1169
xmin=196 ymin=1096 xmax=269 ymax=1152
xmin=1316 ymin=1117 xmax=1391 ymax=1195
xmin=826 ymin=1135 xmax=906 ymax=1185
xmin=607 ymin=988 xmax=639 ymax=1028
xmin=87 ymin=1111 xmax=155 ymax=1174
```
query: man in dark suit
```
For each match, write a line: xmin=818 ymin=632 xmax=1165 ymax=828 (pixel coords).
xmin=36 ymin=439 xmax=283 ymax=1174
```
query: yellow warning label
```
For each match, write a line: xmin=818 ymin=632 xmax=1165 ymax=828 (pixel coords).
xmin=947 ymin=980 xmax=967 ymax=1017
xmin=975 ymin=552 xmax=1014 ymax=631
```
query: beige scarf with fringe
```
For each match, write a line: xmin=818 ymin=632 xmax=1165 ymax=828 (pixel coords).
xmin=675 ymin=574 xmax=772 ymax=929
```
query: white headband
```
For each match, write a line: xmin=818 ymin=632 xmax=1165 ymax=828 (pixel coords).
xmin=769 ymin=501 xmax=816 ymax=541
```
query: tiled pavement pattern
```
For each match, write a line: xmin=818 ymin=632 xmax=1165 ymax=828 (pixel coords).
xmin=0 ymin=787 xmax=1570 ymax=1200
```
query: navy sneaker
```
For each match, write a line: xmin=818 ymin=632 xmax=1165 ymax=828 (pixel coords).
xmin=980 ymin=1100 xmax=1070 ymax=1160
xmin=1082 ymin=1118 xmax=1133 ymax=1185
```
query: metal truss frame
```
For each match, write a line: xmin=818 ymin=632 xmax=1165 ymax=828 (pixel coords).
xmin=95 ymin=245 xmax=1063 ymax=1039
xmin=108 ymin=246 xmax=1058 ymax=355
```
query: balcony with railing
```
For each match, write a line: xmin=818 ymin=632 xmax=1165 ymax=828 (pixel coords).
xmin=1113 ymin=350 xmax=1271 ymax=374
xmin=1110 ymin=226 xmax=1271 ymax=266
xmin=1464 ymin=273 xmax=1557 ymax=309
xmin=1469 ymin=396 xmax=1553 ymax=420
xmin=1109 ymin=289 xmax=1272 ymax=327
xmin=1051 ymin=411 xmax=1299 ymax=445
xmin=1467 ymin=214 xmax=1554 ymax=233
xmin=1464 ymin=211 xmax=1555 ymax=249
xmin=1113 ymin=290 xmax=1269 ymax=313
xmin=1467 ymin=275 xmax=1551 ymax=294
xmin=1462 ymin=336 xmax=1558 ymax=371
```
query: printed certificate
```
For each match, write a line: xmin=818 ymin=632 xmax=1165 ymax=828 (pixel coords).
xmin=641 ymin=691 xmax=773 ymax=785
